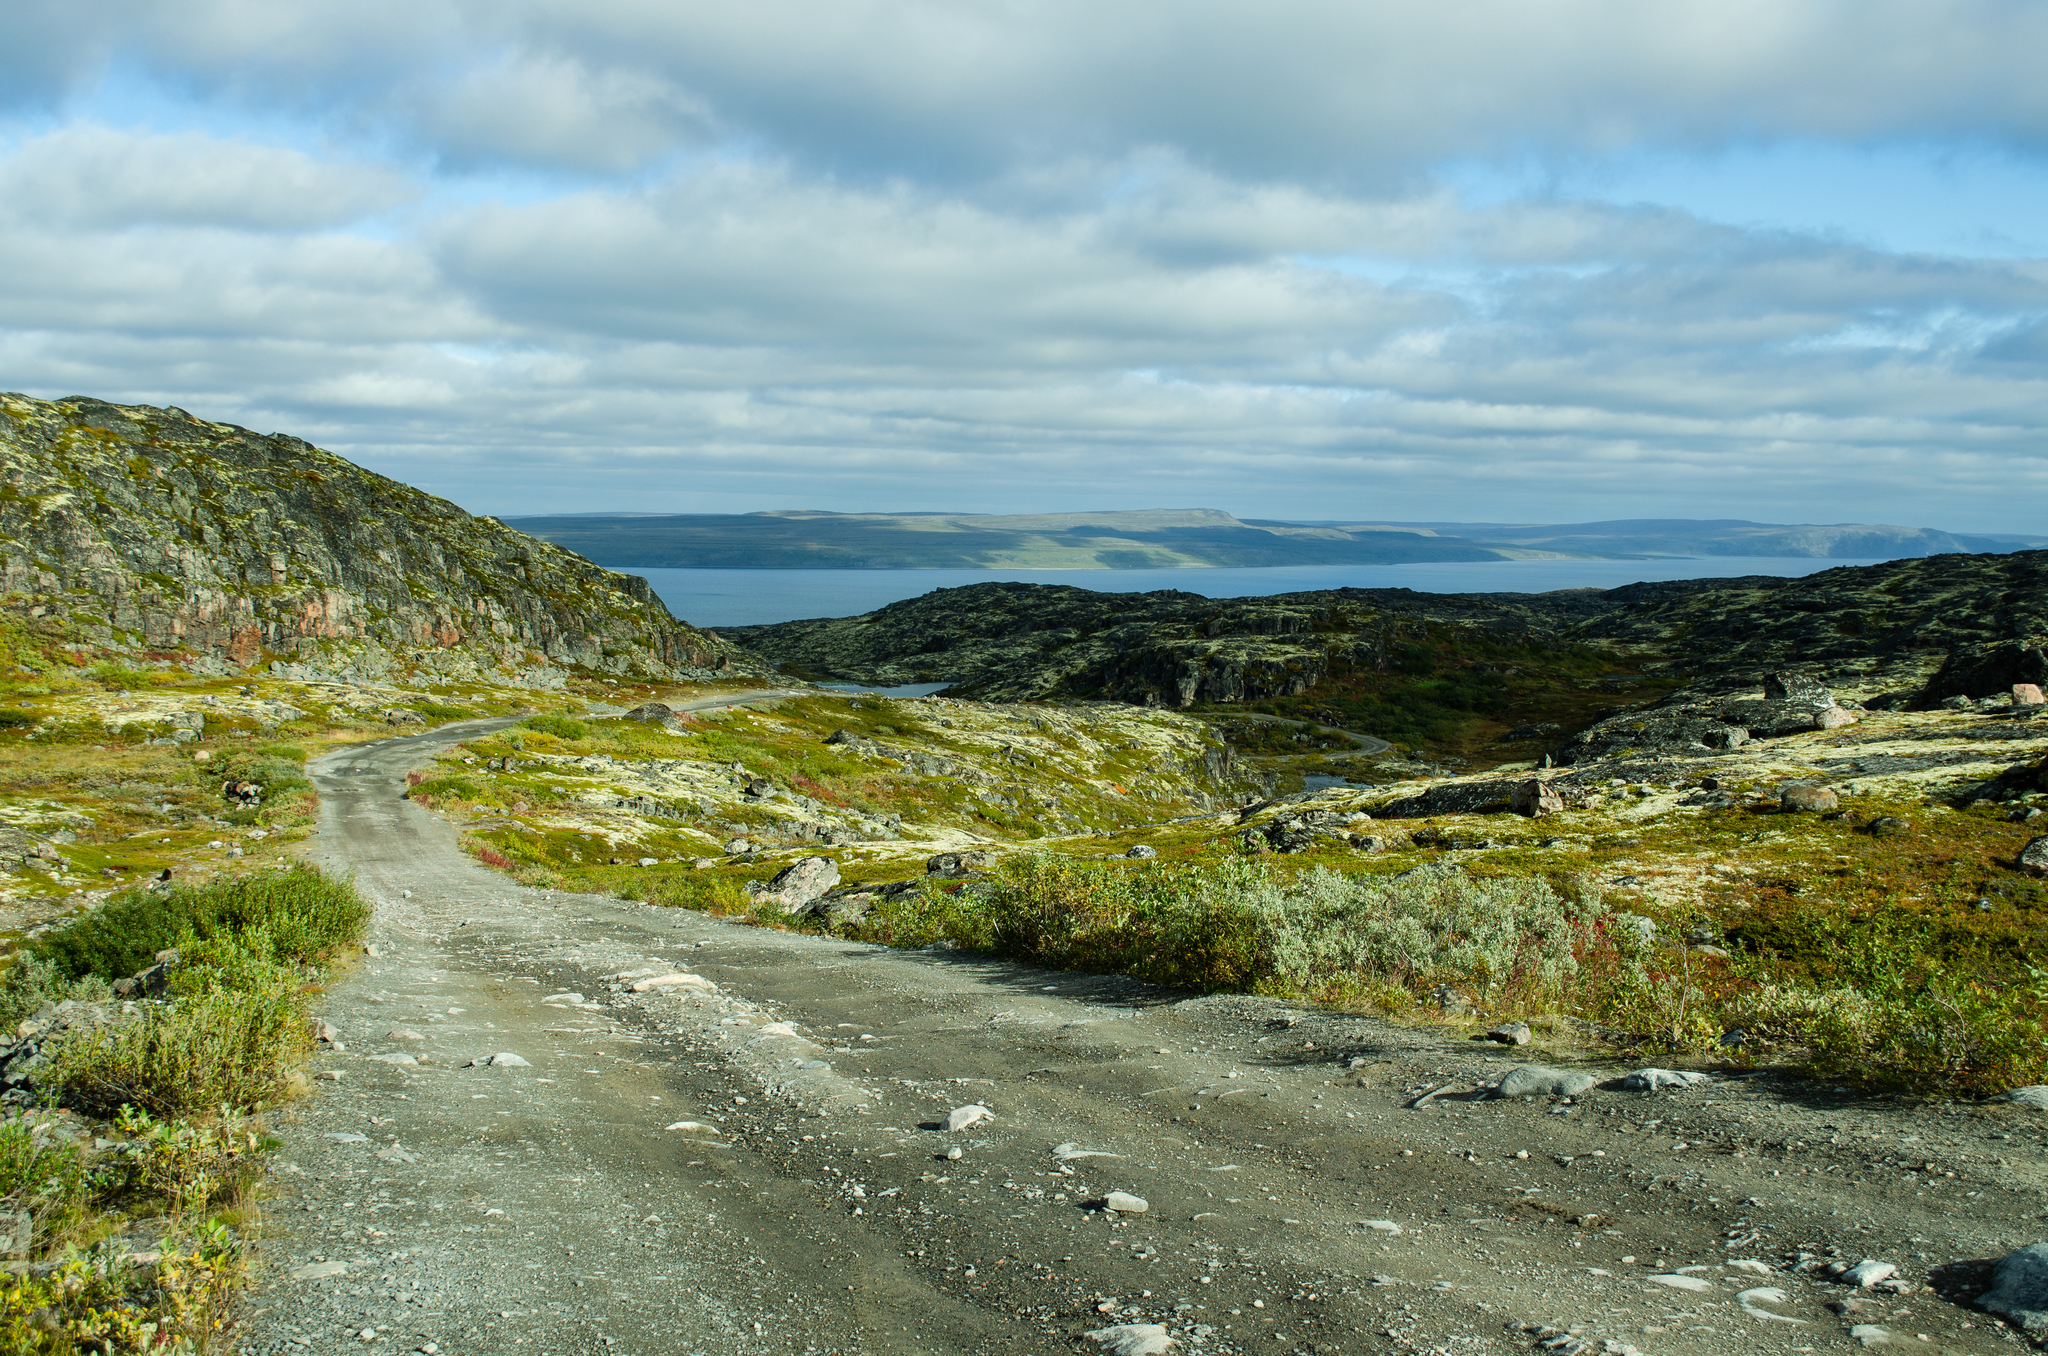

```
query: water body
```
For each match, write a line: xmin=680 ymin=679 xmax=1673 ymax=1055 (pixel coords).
xmin=816 ymin=681 xmax=953 ymax=698
xmin=636 ymin=557 xmax=1895 ymax=629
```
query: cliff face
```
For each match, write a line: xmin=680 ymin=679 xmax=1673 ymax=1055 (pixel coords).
xmin=0 ymin=394 xmax=732 ymax=682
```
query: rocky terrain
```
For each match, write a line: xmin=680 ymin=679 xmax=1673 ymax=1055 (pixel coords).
xmin=226 ymin=706 xmax=2048 ymax=1356
xmin=725 ymin=580 xmax=1621 ymax=707
xmin=727 ymin=555 xmax=2048 ymax=757
xmin=0 ymin=393 xmax=737 ymax=684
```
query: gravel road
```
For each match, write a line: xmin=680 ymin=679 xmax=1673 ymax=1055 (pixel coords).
xmin=232 ymin=718 xmax=2048 ymax=1356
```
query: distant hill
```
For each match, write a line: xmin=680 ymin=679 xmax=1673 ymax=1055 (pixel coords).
xmin=1345 ymin=518 xmax=2041 ymax=559
xmin=505 ymin=508 xmax=2043 ymax=570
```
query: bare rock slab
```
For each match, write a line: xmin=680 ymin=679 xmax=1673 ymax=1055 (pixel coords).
xmin=1495 ymin=1065 xmax=1594 ymax=1098
xmin=1979 ymin=1241 xmax=2048 ymax=1332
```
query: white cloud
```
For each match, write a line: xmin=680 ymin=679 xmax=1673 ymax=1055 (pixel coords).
xmin=414 ymin=52 xmax=715 ymax=172
xmin=0 ymin=126 xmax=414 ymax=230
xmin=2 ymin=3 xmax=2048 ymax=532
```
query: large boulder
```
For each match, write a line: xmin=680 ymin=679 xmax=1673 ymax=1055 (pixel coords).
xmin=1780 ymin=784 xmax=1839 ymax=813
xmin=1762 ymin=671 xmax=1834 ymax=705
xmin=1374 ymin=780 xmax=1519 ymax=818
xmin=1509 ymin=779 xmax=1564 ymax=817
xmin=2020 ymin=836 xmax=2048 ymax=879
xmin=747 ymin=856 xmax=842 ymax=914
xmin=1979 ymin=1242 xmax=2048 ymax=1333
xmin=1549 ymin=709 xmax=1748 ymax=766
xmin=1495 ymin=1065 xmax=1594 ymax=1098
xmin=624 ymin=702 xmax=675 ymax=723
xmin=1717 ymin=698 xmax=1832 ymax=739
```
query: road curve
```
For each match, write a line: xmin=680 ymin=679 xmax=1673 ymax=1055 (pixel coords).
xmin=232 ymin=721 xmax=2021 ymax=1356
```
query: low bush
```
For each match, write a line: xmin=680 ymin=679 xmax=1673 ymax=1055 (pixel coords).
xmin=522 ymin=713 xmax=588 ymax=741
xmin=84 ymin=662 xmax=154 ymax=691
xmin=27 ymin=868 xmax=369 ymax=983
xmin=219 ymin=751 xmax=310 ymax=799
xmin=49 ymin=978 xmax=310 ymax=1119
xmin=963 ymin=857 xmax=1606 ymax=1001
xmin=414 ymin=701 xmax=474 ymax=722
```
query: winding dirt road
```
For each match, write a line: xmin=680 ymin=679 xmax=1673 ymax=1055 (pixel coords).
xmin=232 ymin=719 xmax=2044 ymax=1356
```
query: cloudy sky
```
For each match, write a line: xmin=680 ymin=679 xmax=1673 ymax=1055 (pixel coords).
xmin=5 ymin=1 xmax=2048 ymax=528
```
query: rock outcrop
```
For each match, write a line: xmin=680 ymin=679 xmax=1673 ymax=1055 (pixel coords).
xmin=730 ymin=553 xmax=2048 ymax=715
xmin=0 ymin=393 xmax=735 ymax=681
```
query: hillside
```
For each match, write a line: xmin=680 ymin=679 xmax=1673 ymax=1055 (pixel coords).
xmin=727 ymin=553 xmax=2048 ymax=760
xmin=0 ymin=393 xmax=737 ymax=684
xmin=505 ymin=506 xmax=2037 ymax=570
xmin=1376 ymin=516 xmax=2039 ymax=558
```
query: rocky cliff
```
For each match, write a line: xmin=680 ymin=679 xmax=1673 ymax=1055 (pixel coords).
xmin=0 ymin=394 xmax=733 ymax=683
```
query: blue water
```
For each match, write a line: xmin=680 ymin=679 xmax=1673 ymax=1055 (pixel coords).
xmin=636 ymin=557 xmax=1895 ymax=629
xmin=817 ymin=681 xmax=953 ymax=698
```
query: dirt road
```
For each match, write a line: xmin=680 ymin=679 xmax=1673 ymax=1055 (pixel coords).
xmin=234 ymin=721 xmax=2047 ymax=1356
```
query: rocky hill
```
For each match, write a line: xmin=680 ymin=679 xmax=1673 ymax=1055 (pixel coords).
xmin=0 ymin=394 xmax=736 ymax=684
xmin=727 ymin=581 xmax=1615 ymax=705
xmin=726 ymin=556 xmax=2048 ymax=765
xmin=731 ymin=554 xmax=2048 ymax=705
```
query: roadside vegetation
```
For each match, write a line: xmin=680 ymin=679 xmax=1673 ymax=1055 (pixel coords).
xmin=1191 ymin=620 xmax=1682 ymax=769
xmin=464 ymin=711 xmax=2048 ymax=1099
xmin=0 ymin=867 xmax=369 ymax=1351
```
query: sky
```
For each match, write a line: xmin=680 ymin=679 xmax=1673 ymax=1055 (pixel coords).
xmin=4 ymin=1 xmax=2048 ymax=529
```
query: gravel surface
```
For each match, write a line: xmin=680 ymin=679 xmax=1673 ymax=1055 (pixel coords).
xmin=232 ymin=717 xmax=2048 ymax=1356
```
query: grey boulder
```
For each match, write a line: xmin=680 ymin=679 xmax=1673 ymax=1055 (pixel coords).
xmin=747 ymin=855 xmax=842 ymax=913
xmin=1979 ymin=1242 xmax=2048 ymax=1332
xmin=2020 ymin=836 xmax=2048 ymax=879
xmin=1495 ymin=1065 xmax=1594 ymax=1098
xmin=1621 ymin=1067 xmax=1710 ymax=1091
xmin=1994 ymin=1086 xmax=2048 ymax=1109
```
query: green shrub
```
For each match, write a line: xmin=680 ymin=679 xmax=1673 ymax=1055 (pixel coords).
xmin=47 ymin=978 xmax=310 ymax=1119
xmin=523 ymin=714 xmax=588 ymax=741
xmin=414 ymin=701 xmax=473 ymax=721
xmin=0 ymin=1117 xmax=98 ymax=1249
xmin=219 ymin=751 xmax=310 ymax=797
xmin=409 ymin=773 xmax=485 ymax=804
xmin=84 ymin=661 xmax=154 ymax=691
xmin=845 ymin=879 xmax=996 ymax=951
xmin=28 ymin=868 xmax=369 ymax=982
xmin=953 ymin=856 xmax=1606 ymax=1002
xmin=0 ymin=954 xmax=73 ymax=1031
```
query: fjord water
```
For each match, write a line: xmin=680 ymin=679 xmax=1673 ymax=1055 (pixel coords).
xmin=639 ymin=556 xmax=1894 ymax=629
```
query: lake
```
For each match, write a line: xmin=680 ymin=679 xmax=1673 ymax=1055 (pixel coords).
xmin=635 ymin=557 xmax=1896 ymax=629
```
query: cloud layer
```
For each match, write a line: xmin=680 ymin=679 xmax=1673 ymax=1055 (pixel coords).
xmin=3 ymin=2 xmax=2047 ymax=527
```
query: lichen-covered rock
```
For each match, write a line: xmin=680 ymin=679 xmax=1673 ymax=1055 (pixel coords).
xmin=1549 ymin=704 xmax=1749 ymax=766
xmin=1780 ymin=784 xmax=1839 ymax=813
xmin=1374 ymin=780 xmax=1519 ymax=818
xmin=746 ymin=856 xmax=842 ymax=913
xmin=0 ymin=393 xmax=738 ymax=680
xmin=1510 ymin=779 xmax=1564 ymax=817
xmin=2020 ymin=836 xmax=2048 ymax=879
